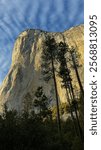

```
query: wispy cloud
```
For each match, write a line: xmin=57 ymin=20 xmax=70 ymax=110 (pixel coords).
xmin=0 ymin=0 xmax=84 ymax=85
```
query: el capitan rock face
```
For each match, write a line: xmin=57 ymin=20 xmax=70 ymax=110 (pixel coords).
xmin=0 ymin=25 xmax=84 ymax=112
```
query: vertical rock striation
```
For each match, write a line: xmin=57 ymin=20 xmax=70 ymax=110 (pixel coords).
xmin=0 ymin=25 xmax=84 ymax=112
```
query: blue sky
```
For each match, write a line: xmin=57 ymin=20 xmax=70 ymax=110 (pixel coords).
xmin=0 ymin=0 xmax=84 ymax=85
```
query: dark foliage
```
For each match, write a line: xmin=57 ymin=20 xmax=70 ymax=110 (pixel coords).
xmin=0 ymin=108 xmax=83 ymax=150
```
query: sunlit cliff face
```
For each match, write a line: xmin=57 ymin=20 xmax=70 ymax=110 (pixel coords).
xmin=0 ymin=25 xmax=84 ymax=112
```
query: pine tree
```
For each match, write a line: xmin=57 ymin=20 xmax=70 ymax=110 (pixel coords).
xmin=57 ymin=41 xmax=83 ymax=142
xmin=33 ymin=87 xmax=52 ymax=121
xmin=56 ymin=42 xmax=78 ymax=134
xmin=70 ymin=46 xmax=84 ymax=96
xmin=41 ymin=36 xmax=61 ymax=133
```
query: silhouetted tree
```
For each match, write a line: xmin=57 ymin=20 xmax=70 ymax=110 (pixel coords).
xmin=33 ymin=87 xmax=52 ymax=121
xmin=41 ymin=36 xmax=61 ymax=133
xmin=56 ymin=42 xmax=78 ymax=135
xmin=70 ymin=46 xmax=84 ymax=96
xmin=57 ymin=41 xmax=83 ymax=142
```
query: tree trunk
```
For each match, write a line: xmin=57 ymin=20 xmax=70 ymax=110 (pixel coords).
xmin=68 ymin=81 xmax=83 ymax=143
xmin=71 ymin=51 xmax=84 ymax=96
xmin=65 ymin=63 xmax=83 ymax=142
xmin=65 ymin=86 xmax=78 ymax=136
xmin=51 ymin=57 xmax=61 ymax=133
xmin=74 ymin=106 xmax=84 ymax=143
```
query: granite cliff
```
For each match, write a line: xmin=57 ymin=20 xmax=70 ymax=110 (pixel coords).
xmin=0 ymin=25 xmax=84 ymax=112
